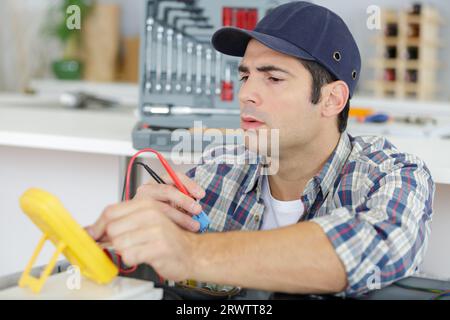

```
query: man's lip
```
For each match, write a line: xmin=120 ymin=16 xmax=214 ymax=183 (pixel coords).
xmin=240 ymin=120 xmax=265 ymax=130
xmin=241 ymin=115 xmax=264 ymax=123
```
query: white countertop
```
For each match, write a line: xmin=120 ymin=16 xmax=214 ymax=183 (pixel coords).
xmin=1 ymin=99 xmax=450 ymax=184
xmin=0 ymin=103 xmax=137 ymax=156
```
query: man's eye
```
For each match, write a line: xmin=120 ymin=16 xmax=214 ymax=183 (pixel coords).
xmin=268 ymin=77 xmax=283 ymax=83
xmin=239 ymin=75 xmax=248 ymax=82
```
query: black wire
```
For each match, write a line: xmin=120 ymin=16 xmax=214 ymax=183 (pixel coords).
xmin=121 ymin=161 xmax=166 ymax=201
xmin=121 ymin=173 xmax=126 ymax=201
xmin=432 ymin=291 xmax=450 ymax=300
xmin=136 ymin=161 xmax=166 ymax=184
xmin=392 ymin=282 xmax=443 ymax=294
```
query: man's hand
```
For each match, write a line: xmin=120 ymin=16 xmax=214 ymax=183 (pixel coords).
xmin=134 ymin=171 xmax=206 ymax=231
xmin=86 ymin=171 xmax=205 ymax=241
xmin=87 ymin=199 xmax=198 ymax=282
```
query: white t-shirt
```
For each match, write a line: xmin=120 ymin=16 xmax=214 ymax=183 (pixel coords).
xmin=260 ymin=175 xmax=305 ymax=230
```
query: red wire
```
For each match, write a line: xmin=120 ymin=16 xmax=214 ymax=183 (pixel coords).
xmin=103 ymin=249 xmax=138 ymax=274
xmin=125 ymin=148 xmax=190 ymax=201
xmin=109 ymin=148 xmax=188 ymax=283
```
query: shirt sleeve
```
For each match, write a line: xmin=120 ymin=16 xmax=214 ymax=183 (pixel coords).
xmin=311 ymin=159 xmax=435 ymax=297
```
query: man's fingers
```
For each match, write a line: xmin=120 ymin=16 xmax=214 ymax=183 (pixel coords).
xmin=112 ymin=227 xmax=156 ymax=253
xmin=143 ymin=171 xmax=205 ymax=200
xmin=120 ymin=243 xmax=152 ymax=267
xmin=170 ymin=171 xmax=206 ymax=199
xmin=88 ymin=201 xmax=149 ymax=241
xmin=161 ymin=204 xmax=200 ymax=232
xmin=135 ymin=184 xmax=203 ymax=216
xmin=106 ymin=203 xmax=199 ymax=238
xmin=84 ymin=226 xmax=96 ymax=238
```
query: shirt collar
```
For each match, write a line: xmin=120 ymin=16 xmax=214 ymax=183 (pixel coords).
xmin=314 ymin=131 xmax=352 ymax=199
xmin=243 ymin=157 xmax=263 ymax=195
xmin=242 ymin=132 xmax=352 ymax=199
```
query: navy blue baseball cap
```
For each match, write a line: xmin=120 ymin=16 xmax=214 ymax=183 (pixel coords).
xmin=211 ymin=1 xmax=361 ymax=97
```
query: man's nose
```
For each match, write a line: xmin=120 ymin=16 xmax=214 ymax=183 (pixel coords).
xmin=238 ymin=76 xmax=262 ymax=107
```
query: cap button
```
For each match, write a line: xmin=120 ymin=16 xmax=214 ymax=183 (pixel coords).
xmin=333 ymin=51 xmax=341 ymax=62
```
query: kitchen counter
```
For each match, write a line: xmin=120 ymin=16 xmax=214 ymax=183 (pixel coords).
xmin=0 ymin=102 xmax=136 ymax=156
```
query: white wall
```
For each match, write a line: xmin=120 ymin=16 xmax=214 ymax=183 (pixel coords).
xmin=421 ymin=184 xmax=450 ymax=279
xmin=0 ymin=146 xmax=122 ymax=277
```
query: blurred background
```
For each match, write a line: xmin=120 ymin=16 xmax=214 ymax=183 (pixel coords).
xmin=1 ymin=0 xmax=450 ymax=99
xmin=2 ymin=0 xmax=450 ymax=289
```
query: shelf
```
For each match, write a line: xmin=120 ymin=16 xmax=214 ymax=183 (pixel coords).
xmin=369 ymin=5 xmax=442 ymax=100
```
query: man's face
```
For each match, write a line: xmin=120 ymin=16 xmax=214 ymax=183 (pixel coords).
xmin=238 ymin=39 xmax=322 ymax=154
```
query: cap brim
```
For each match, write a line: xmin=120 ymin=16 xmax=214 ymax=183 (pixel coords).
xmin=211 ymin=27 xmax=315 ymax=61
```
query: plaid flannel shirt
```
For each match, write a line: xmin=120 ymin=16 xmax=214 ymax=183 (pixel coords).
xmin=185 ymin=131 xmax=435 ymax=296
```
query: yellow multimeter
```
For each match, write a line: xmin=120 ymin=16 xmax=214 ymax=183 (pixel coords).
xmin=18 ymin=188 xmax=118 ymax=293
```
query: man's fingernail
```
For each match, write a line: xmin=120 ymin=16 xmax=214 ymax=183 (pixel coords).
xmin=86 ymin=226 xmax=95 ymax=238
xmin=195 ymin=188 xmax=205 ymax=198
xmin=190 ymin=202 xmax=202 ymax=213
xmin=191 ymin=220 xmax=200 ymax=231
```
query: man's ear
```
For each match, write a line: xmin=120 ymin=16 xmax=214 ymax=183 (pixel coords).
xmin=321 ymin=80 xmax=349 ymax=118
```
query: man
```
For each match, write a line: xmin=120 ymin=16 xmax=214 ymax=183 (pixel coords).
xmin=87 ymin=2 xmax=434 ymax=297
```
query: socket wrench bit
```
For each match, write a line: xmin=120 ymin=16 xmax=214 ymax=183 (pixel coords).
xmin=195 ymin=44 xmax=202 ymax=95
xmin=175 ymin=33 xmax=183 ymax=92
xmin=165 ymin=28 xmax=174 ymax=92
xmin=205 ymin=48 xmax=212 ymax=96
xmin=145 ymin=18 xmax=154 ymax=92
xmin=185 ymin=42 xmax=194 ymax=94
xmin=155 ymin=26 xmax=164 ymax=92
xmin=215 ymin=51 xmax=222 ymax=95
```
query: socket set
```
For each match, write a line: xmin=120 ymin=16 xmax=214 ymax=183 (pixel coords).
xmin=133 ymin=0 xmax=274 ymax=151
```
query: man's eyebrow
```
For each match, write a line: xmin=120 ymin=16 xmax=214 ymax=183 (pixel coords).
xmin=238 ymin=64 xmax=249 ymax=73
xmin=238 ymin=64 xmax=293 ymax=76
